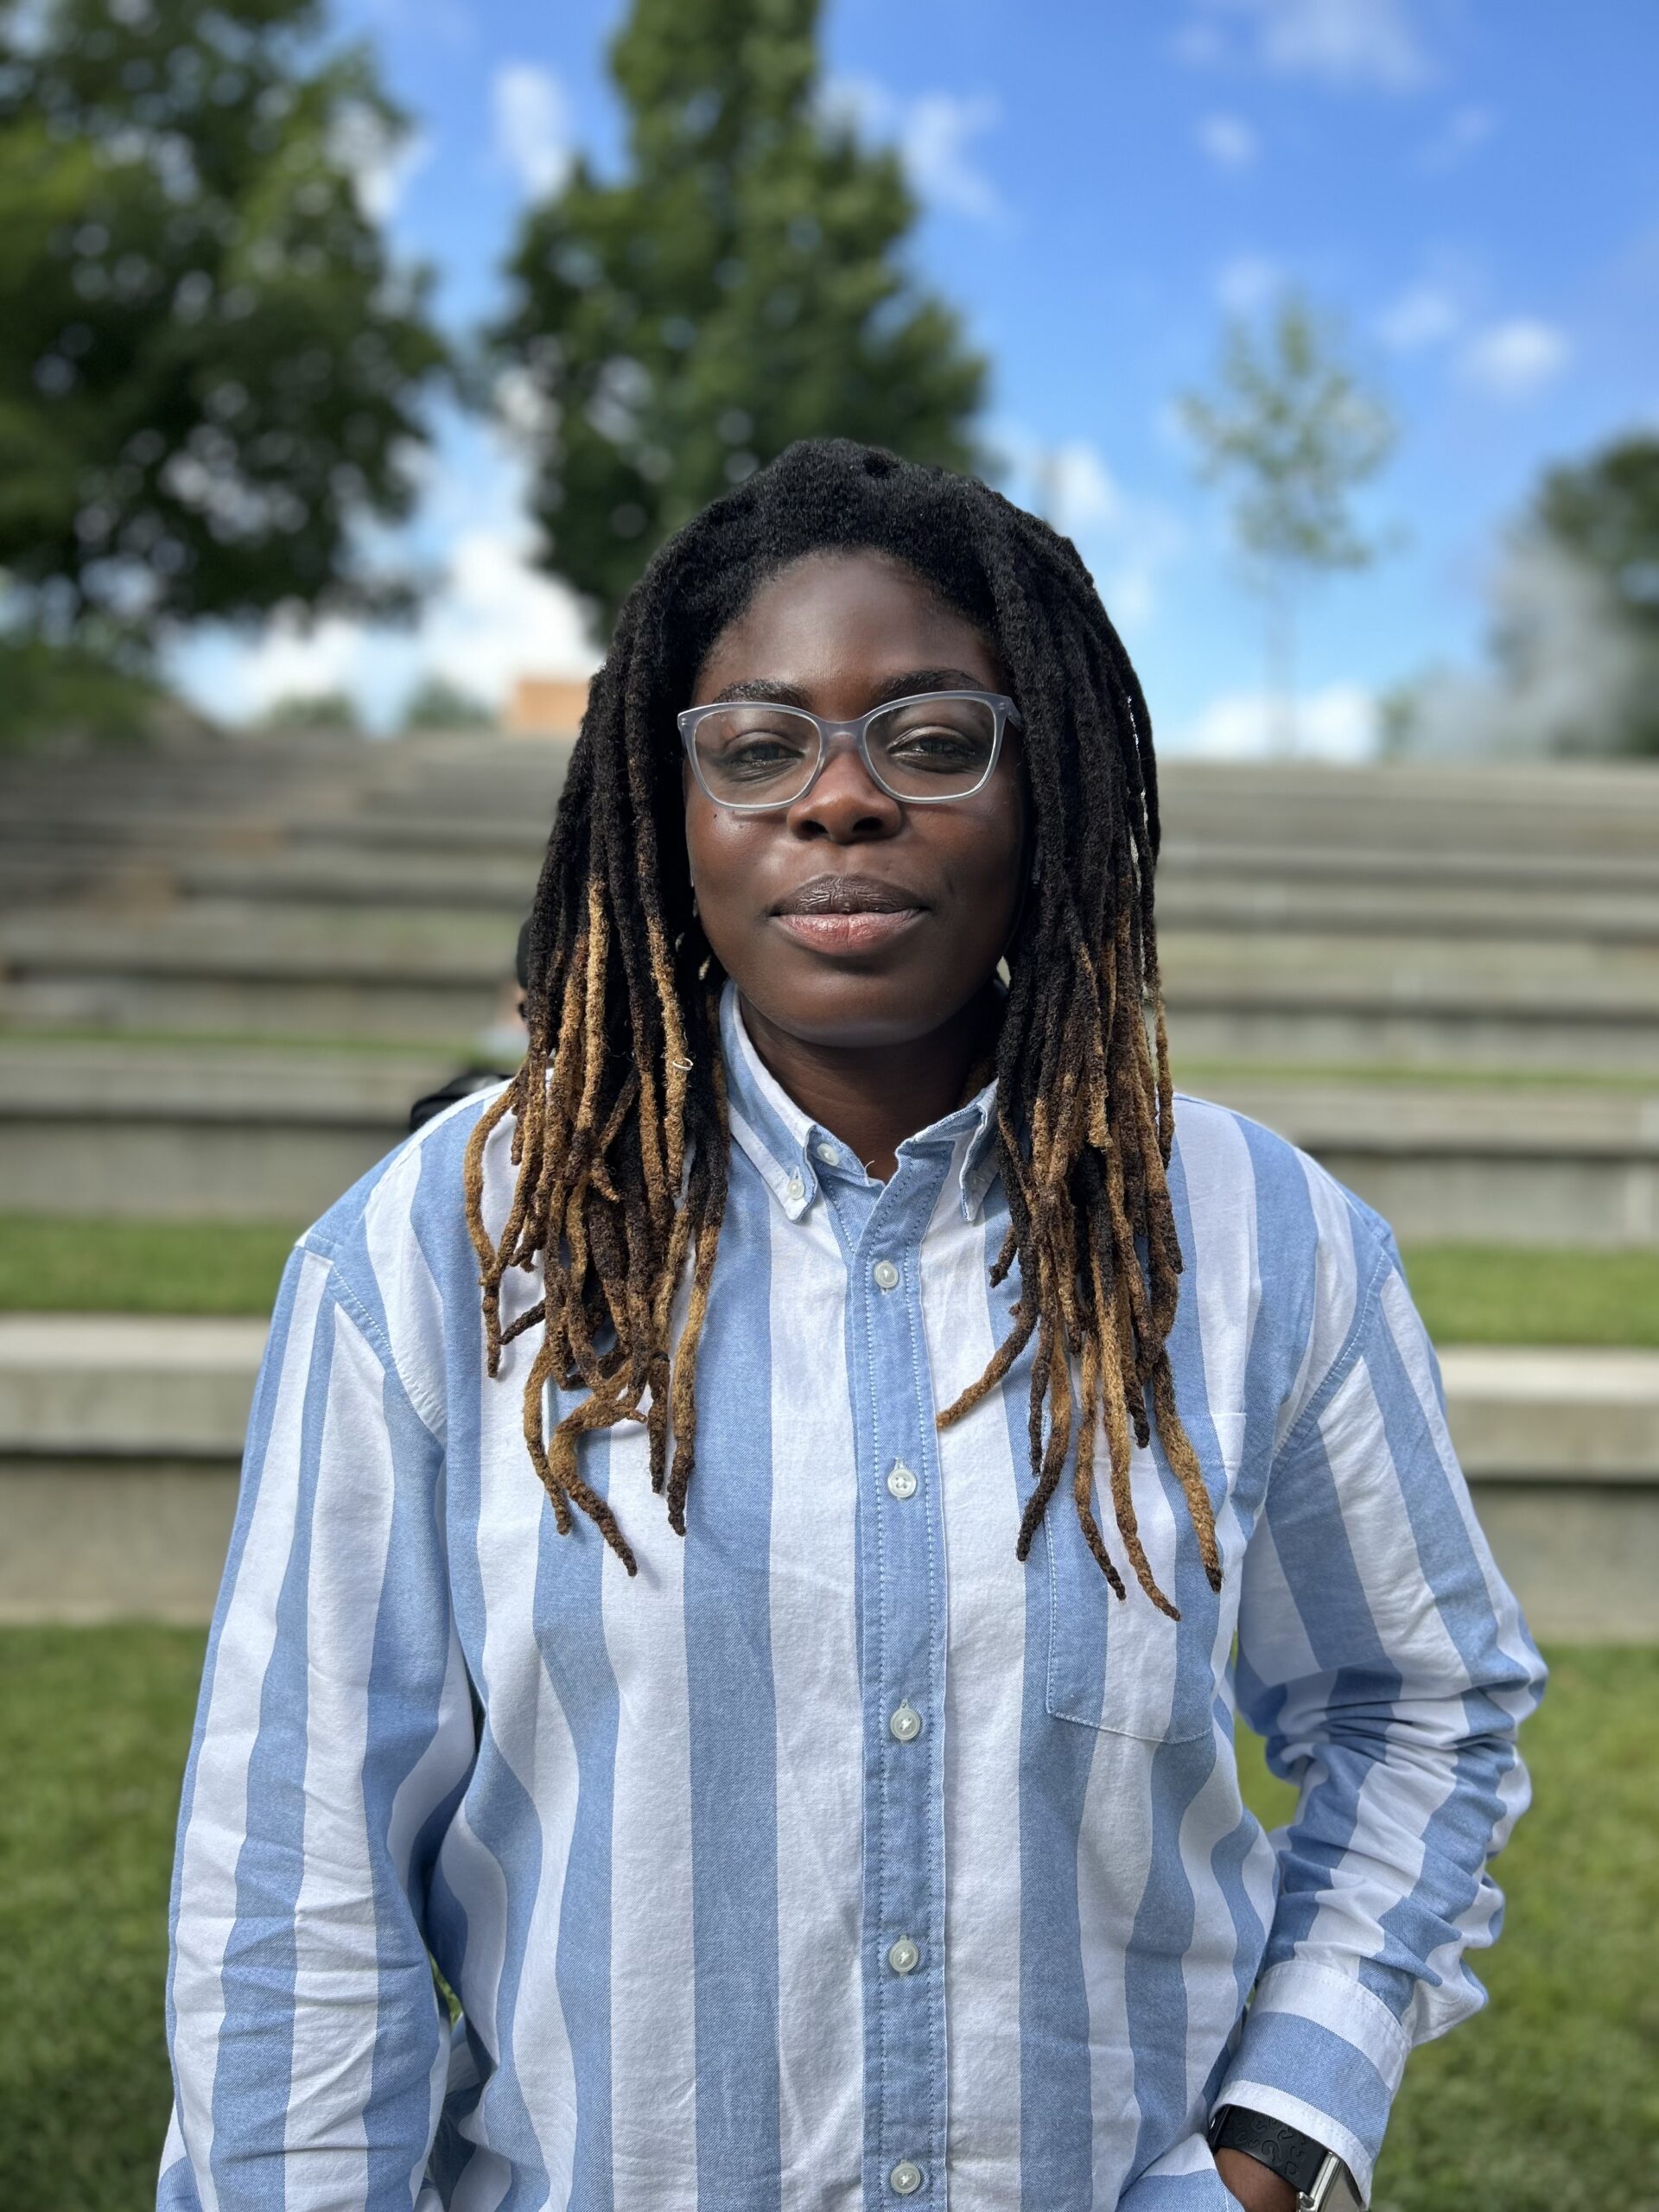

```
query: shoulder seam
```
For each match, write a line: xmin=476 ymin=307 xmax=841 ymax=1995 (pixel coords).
xmin=297 ymin=1238 xmax=447 ymax=1446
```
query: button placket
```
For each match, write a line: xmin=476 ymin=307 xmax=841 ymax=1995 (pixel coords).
xmin=854 ymin=1167 xmax=950 ymax=2209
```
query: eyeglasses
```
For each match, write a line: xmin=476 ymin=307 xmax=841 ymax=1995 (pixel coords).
xmin=677 ymin=689 xmax=1022 ymax=812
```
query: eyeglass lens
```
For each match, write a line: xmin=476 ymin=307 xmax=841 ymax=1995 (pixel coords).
xmin=691 ymin=696 xmax=997 ymax=804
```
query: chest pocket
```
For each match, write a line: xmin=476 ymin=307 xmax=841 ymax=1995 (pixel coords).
xmin=1041 ymin=1408 xmax=1243 ymax=1745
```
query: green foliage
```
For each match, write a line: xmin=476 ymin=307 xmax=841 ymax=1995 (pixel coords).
xmin=252 ymin=686 xmax=362 ymax=732
xmin=399 ymin=673 xmax=497 ymax=731
xmin=1179 ymin=292 xmax=1395 ymax=583
xmin=1 ymin=1628 xmax=1651 ymax=2206
xmin=490 ymin=0 xmax=987 ymax=635
xmin=1529 ymin=435 xmax=1659 ymax=755
xmin=1179 ymin=291 xmax=1395 ymax=747
xmin=0 ymin=0 xmax=448 ymax=643
xmin=1536 ymin=435 xmax=1659 ymax=643
xmin=0 ymin=631 xmax=194 ymax=749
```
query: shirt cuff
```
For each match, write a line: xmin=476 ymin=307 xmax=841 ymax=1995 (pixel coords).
xmin=1215 ymin=1959 xmax=1413 ymax=2204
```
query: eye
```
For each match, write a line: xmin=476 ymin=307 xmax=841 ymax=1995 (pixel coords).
xmin=692 ymin=707 xmax=816 ymax=790
xmin=887 ymin=723 xmax=984 ymax=764
xmin=873 ymin=698 xmax=997 ymax=780
xmin=721 ymin=733 xmax=808 ymax=777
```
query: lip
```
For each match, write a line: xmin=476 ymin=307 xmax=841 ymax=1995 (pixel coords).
xmin=769 ymin=872 xmax=929 ymax=956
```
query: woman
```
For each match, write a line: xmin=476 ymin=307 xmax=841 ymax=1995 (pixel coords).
xmin=161 ymin=439 xmax=1543 ymax=2212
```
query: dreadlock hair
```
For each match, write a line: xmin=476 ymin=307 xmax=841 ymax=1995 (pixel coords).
xmin=463 ymin=436 xmax=1221 ymax=1618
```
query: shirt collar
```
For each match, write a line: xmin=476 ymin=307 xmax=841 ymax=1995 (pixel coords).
xmin=717 ymin=976 xmax=1001 ymax=1224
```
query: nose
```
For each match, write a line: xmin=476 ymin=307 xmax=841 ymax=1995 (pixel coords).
xmin=785 ymin=731 xmax=903 ymax=843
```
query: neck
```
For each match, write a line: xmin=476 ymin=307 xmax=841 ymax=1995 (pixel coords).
xmin=736 ymin=986 xmax=1000 ymax=1181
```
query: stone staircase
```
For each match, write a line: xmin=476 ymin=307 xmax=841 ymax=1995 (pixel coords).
xmin=3 ymin=732 xmax=1657 ymax=1631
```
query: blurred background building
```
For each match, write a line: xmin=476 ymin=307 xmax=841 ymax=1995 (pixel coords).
xmin=2 ymin=0 xmax=1656 ymax=2203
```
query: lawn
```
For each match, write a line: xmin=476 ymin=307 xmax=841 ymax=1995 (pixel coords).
xmin=5 ymin=1216 xmax=1659 ymax=1351
xmin=1 ymin=1629 xmax=1654 ymax=2209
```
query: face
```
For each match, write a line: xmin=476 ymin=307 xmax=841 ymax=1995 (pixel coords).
xmin=683 ymin=549 xmax=1028 ymax=1052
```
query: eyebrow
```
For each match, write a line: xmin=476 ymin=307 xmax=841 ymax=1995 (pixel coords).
xmin=707 ymin=668 xmax=996 ymax=710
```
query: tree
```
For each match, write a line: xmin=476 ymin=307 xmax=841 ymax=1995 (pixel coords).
xmin=0 ymin=0 xmax=447 ymax=652
xmin=1530 ymin=435 xmax=1659 ymax=754
xmin=1178 ymin=291 xmax=1395 ymax=751
xmin=254 ymin=688 xmax=362 ymax=733
xmin=489 ymin=0 xmax=987 ymax=636
xmin=399 ymin=674 xmax=496 ymax=732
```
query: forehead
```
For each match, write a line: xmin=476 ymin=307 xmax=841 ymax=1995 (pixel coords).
xmin=692 ymin=548 xmax=1005 ymax=702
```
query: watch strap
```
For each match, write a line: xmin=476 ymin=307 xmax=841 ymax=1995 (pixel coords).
xmin=1210 ymin=2104 xmax=1332 ymax=2196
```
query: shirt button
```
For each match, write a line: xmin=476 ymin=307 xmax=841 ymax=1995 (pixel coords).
xmin=887 ymin=1936 xmax=920 ymax=1974
xmin=888 ymin=1700 xmax=922 ymax=1742
xmin=886 ymin=1461 xmax=918 ymax=1500
xmin=815 ymin=1140 xmax=840 ymax=1165
xmin=873 ymin=1258 xmax=899 ymax=1291
xmin=785 ymin=1171 xmax=804 ymax=1203
xmin=890 ymin=2160 xmax=924 ymax=2196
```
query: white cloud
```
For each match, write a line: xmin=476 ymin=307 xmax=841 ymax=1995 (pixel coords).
xmin=1376 ymin=281 xmax=1461 ymax=352
xmin=823 ymin=78 xmax=1006 ymax=226
xmin=902 ymin=91 xmax=1004 ymax=221
xmin=1196 ymin=112 xmax=1260 ymax=170
xmin=330 ymin=101 xmax=430 ymax=221
xmin=1417 ymin=102 xmax=1496 ymax=168
xmin=492 ymin=62 xmax=572 ymax=199
xmin=1166 ymin=683 xmax=1378 ymax=760
xmin=1180 ymin=0 xmax=1431 ymax=91
xmin=169 ymin=425 xmax=597 ymax=731
xmin=1214 ymin=251 xmax=1285 ymax=313
xmin=994 ymin=428 xmax=1184 ymax=632
xmin=1457 ymin=318 xmax=1571 ymax=399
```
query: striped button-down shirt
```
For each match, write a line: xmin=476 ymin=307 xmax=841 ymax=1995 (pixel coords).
xmin=161 ymin=981 xmax=1544 ymax=2211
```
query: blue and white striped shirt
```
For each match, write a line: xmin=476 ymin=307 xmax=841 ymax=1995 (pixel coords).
xmin=161 ymin=980 xmax=1544 ymax=2211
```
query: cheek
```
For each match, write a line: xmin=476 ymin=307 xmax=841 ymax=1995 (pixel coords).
xmin=946 ymin=802 xmax=1026 ymax=923
xmin=683 ymin=798 xmax=764 ymax=931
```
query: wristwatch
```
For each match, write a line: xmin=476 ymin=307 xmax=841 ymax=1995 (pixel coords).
xmin=1208 ymin=2105 xmax=1363 ymax=2209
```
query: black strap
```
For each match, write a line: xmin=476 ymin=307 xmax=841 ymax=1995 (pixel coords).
xmin=1211 ymin=2105 xmax=1329 ymax=2195
xmin=408 ymin=1069 xmax=518 ymax=1135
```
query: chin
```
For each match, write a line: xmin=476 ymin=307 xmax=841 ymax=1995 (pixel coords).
xmin=740 ymin=961 xmax=985 ymax=1052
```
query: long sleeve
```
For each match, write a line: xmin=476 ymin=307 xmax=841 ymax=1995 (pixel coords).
xmin=1216 ymin=1209 xmax=1547 ymax=2201
xmin=158 ymin=1240 xmax=477 ymax=2212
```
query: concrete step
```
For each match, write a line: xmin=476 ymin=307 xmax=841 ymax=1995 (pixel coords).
xmin=0 ymin=1318 xmax=1650 ymax=1637
xmin=8 ymin=899 xmax=1659 ymax=1065
xmin=17 ymin=838 xmax=1659 ymax=953
xmin=0 ymin=1039 xmax=477 ymax=1219
xmin=5 ymin=1045 xmax=1659 ymax=1236
xmin=0 ymin=901 xmax=518 ymax=1038
xmin=1196 ymin=1075 xmax=1659 ymax=1244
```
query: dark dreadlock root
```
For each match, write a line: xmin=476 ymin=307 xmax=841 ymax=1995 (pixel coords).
xmin=463 ymin=437 xmax=1220 ymax=1616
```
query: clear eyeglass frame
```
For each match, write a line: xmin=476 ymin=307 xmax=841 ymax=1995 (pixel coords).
xmin=677 ymin=688 xmax=1023 ymax=813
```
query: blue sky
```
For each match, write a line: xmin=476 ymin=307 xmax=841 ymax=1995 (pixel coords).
xmin=175 ymin=0 xmax=1659 ymax=754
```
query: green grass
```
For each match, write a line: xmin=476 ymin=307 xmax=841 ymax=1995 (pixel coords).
xmin=0 ymin=1217 xmax=301 ymax=1316
xmin=1397 ymin=1243 xmax=1659 ymax=1350
xmin=5 ymin=1215 xmax=1658 ymax=1351
xmin=1232 ymin=1650 xmax=1659 ymax=2209
xmin=0 ymin=1626 xmax=207 ymax=2209
xmin=1 ymin=1629 xmax=1653 ymax=2209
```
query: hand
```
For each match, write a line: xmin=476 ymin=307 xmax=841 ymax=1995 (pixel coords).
xmin=1215 ymin=2145 xmax=1301 ymax=2212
